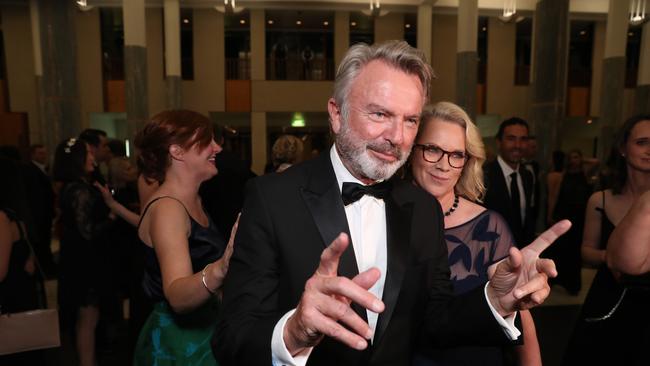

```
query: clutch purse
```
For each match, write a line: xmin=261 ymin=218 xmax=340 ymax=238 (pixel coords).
xmin=0 ymin=308 xmax=60 ymax=355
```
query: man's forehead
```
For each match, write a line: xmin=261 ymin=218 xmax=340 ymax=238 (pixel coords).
xmin=504 ymin=125 xmax=529 ymax=136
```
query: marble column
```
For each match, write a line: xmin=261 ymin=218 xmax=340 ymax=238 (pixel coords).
xmin=597 ymin=0 xmax=628 ymax=159
xmin=37 ymin=0 xmax=81 ymax=145
xmin=164 ymin=0 xmax=181 ymax=109
xmin=636 ymin=21 xmax=650 ymax=114
xmin=123 ymin=0 xmax=149 ymax=141
xmin=529 ymin=0 xmax=569 ymax=167
xmin=29 ymin=0 xmax=48 ymax=149
xmin=456 ymin=0 xmax=478 ymax=120
xmin=334 ymin=11 xmax=350 ymax=69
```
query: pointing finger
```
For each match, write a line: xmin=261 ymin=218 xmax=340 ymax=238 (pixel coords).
xmin=525 ymin=220 xmax=572 ymax=255
xmin=317 ymin=233 xmax=350 ymax=277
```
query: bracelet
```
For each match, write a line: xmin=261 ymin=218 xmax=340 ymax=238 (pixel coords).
xmin=201 ymin=264 xmax=216 ymax=295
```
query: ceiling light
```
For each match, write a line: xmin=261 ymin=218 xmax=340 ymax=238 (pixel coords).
xmin=351 ymin=21 xmax=357 ymax=26
xmin=296 ymin=20 xmax=302 ymax=25
xmin=580 ymin=30 xmax=586 ymax=35
xmin=183 ymin=18 xmax=190 ymax=24
xmin=323 ymin=21 xmax=329 ymax=26
xmin=630 ymin=0 xmax=647 ymax=26
xmin=240 ymin=19 xmax=246 ymax=24
xmin=268 ymin=20 xmax=274 ymax=25
xmin=405 ymin=23 xmax=411 ymax=28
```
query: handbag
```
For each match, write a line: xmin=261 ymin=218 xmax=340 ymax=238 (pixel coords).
xmin=0 ymin=216 xmax=61 ymax=355
xmin=0 ymin=308 xmax=60 ymax=355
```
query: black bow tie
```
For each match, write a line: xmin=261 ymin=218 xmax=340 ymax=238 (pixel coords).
xmin=341 ymin=181 xmax=391 ymax=206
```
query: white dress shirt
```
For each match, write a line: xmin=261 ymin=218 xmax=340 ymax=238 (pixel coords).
xmin=271 ymin=146 xmax=520 ymax=366
xmin=497 ymin=155 xmax=526 ymax=222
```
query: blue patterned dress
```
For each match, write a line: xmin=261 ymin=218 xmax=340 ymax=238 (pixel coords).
xmin=414 ymin=209 xmax=516 ymax=366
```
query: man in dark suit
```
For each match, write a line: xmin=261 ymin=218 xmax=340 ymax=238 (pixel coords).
xmin=23 ymin=144 xmax=56 ymax=277
xmin=213 ymin=41 xmax=568 ymax=366
xmin=483 ymin=118 xmax=536 ymax=248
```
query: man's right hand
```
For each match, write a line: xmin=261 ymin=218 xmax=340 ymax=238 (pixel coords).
xmin=283 ymin=233 xmax=385 ymax=355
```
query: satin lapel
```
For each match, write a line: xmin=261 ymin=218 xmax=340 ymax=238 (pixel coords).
xmin=298 ymin=153 xmax=364 ymax=320
xmin=373 ymin=194 xmax=412 ymax=344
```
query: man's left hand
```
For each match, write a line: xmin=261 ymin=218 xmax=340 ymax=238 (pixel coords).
xmin=487 ymin=220 xmax=571 ymax=316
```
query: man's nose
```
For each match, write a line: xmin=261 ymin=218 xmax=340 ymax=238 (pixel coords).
xmin=385 ymin=119 xmax=405 ymax=146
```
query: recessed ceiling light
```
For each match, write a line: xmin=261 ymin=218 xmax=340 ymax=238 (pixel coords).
xmin=183 ymin=18 xmax=189 ymax=24
xmin=482 ymin=26 xmax=487 ymax=31
xmin=240 ymin=19 xmax=246 ymax=24
xmin=296 ymin=20 xmax=302 ymax=25
xmin=268 ymin=19 xmax=274 ymax=25
xmin=405 ymin=23 xmax=411 ymax=28
xmin=580 ymin=30 xmax=586 ymax=35
xmin=351 ymin=21 xmax=357 ymax=26
xmin=628 ymin=32 xmax=634 ymax=36
xmin=323 ymin=21 xmax=329 ymax=26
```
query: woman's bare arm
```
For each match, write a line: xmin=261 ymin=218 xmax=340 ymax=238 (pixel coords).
xmin=581 ymin=192 xmax=606 ymax=268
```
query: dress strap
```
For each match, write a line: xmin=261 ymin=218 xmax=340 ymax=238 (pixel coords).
xmin=138 ymin=196 xmax=191 ymax=228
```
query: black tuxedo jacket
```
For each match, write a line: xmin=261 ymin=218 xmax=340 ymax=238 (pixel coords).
xmin=483 ymin=160 xmax=535 ymax=248
xmin=213 ymin=152 xmax=515 ymax=366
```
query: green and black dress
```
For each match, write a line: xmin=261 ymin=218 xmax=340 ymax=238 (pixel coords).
xmin=134 ymin=196 xmax=225 ymax=366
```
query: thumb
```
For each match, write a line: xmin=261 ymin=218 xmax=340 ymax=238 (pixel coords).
xmin=352 ymin=267 xmax=381 ymax=290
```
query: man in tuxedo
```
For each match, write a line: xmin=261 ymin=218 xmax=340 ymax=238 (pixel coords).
xmin=23 ymin=144 xmax=56 ymax=276
xmin=213 ymin=41 xmax=568 ymax=366
xmin=483 ymin=118 xmax=536 ymax=248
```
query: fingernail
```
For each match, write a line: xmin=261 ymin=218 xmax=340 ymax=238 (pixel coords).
xmin=373 ymin=300 xmax=383 ymax=312
xmin=513 ymin=289 xmax=522 ymax=299
xmin=366 ymin=329 xmax=374 ymax=339
xmin=356 ymin=340 xmax=367 ymax=350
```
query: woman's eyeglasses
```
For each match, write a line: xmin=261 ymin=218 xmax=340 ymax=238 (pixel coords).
xmin=414 ymin=144 xmax=467 ymax=168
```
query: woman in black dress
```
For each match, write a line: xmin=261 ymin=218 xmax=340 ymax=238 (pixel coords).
xmin=563 ymin=114 xmax=650 ymax=365
xmin=53 ymin=137 xmax=111 ymax=366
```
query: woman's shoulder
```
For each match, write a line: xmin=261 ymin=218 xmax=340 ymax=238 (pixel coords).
xmin=587 ymin=189 xmax=609 ymax=207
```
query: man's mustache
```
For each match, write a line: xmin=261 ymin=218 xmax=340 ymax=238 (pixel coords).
xmin=366 ymin=141 xmax=403 ymax=160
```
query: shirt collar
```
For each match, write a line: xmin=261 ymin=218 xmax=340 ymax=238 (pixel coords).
xmin=32 ymin=160 xmax=47 ymax=173
xmin=497 ymin=155 xmax=518 ymax=176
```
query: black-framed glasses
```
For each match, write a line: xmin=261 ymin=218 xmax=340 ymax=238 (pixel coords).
xmin=414 ymin=144 xmax=467 ymax=168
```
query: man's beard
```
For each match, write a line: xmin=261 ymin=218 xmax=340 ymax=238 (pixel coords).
xmin=335 ymin=120 xmax=410 ymax=181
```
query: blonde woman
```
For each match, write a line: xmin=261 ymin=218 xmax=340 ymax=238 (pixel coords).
xmin=409 ymin=102 xmax=541 ymax=366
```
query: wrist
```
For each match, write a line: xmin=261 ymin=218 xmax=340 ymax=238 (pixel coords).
xmin=201 ymin=264 xmax=217 ymax=295
xmin=283 ymin=315 xmax=306 ymax=356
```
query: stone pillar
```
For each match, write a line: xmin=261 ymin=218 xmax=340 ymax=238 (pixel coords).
xmin=250 ymin=9 xmax=265 ymax=81
xmin=38 ymin=0 xmax=81 ymax=145
xmin=334 ymin=11 xmax=350 ymax=69
xmin=251 ymin=112 xmax=267 ymax=175
xmin=636 ymin=21 xmax=650 ymax=114
xmin=529 ymin=0 xmax=570 ymax=168
xmin=123 ymin=0 xmax=149 ymax=141
xmin=29 ymin=0 xmax=48 ymax=149
xmin=597 ymin=0 xmax=628 ymax=159
xmin=163 ymin=0 xmax=181 ymax=109
xmin=456 ymin=0 xmax=478 ymax=120
xmin=417 ymin=2 xmax=433 ymax=74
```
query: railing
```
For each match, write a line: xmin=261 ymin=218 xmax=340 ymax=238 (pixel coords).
xmin=266 ymin=57 xmax=334 ymax=81
xmin=226 ymin=58 xmax=251 ymax=80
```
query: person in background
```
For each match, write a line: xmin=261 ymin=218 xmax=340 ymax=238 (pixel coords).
xmin=546 ymin=149 xmax=593 ymax=295
xmin=200 ymin=124 xmax=256 ymax=236
xmin=563 ymin=114 xmax=650 ymax=366
xmin=53 ymin=137 xmax=111 ymax=366
xmin=271 ymin=134 xmax=304 ymax=173
xmin=131 ymin=110 xmax=236 ymax=365
xmin=0 ymin=156 xmax=45 ymax=365
xmin=409 ymin=102 xmax=540 ymax=366
xmin=78 ymin=128 xmax=110 ymax=185
xmin=23 ymin=144 xmax=57 ymax=278
xmin=483 ymin=118 xmax=536 ymax=248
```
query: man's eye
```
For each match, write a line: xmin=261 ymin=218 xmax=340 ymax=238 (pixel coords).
xmin=371 ymin=112 xmax=386 ymax=119
xmin=406 ymin=118 xmax=419 ymax=125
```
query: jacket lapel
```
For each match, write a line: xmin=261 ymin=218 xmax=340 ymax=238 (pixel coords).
xmin=299 ymin=153 xmax=364 ymax=318
xmin=373 ymin=190 xmax=412 ymax=344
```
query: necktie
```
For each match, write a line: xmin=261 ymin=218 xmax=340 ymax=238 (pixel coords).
xmin=341 ymin=181 xmax=391 ymax=206
xmin=510 ymin=172 xmax=522 ymax=227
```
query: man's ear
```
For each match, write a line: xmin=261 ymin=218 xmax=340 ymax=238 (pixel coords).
xmin=169 ymin=144 xmax=184 ymax=161
xmin=328 ymin=98 xmax=342 ymax=134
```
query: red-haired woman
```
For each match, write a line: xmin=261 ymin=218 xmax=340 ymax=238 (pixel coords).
xmin=131 ymin=110 xmax=236 ymax=365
